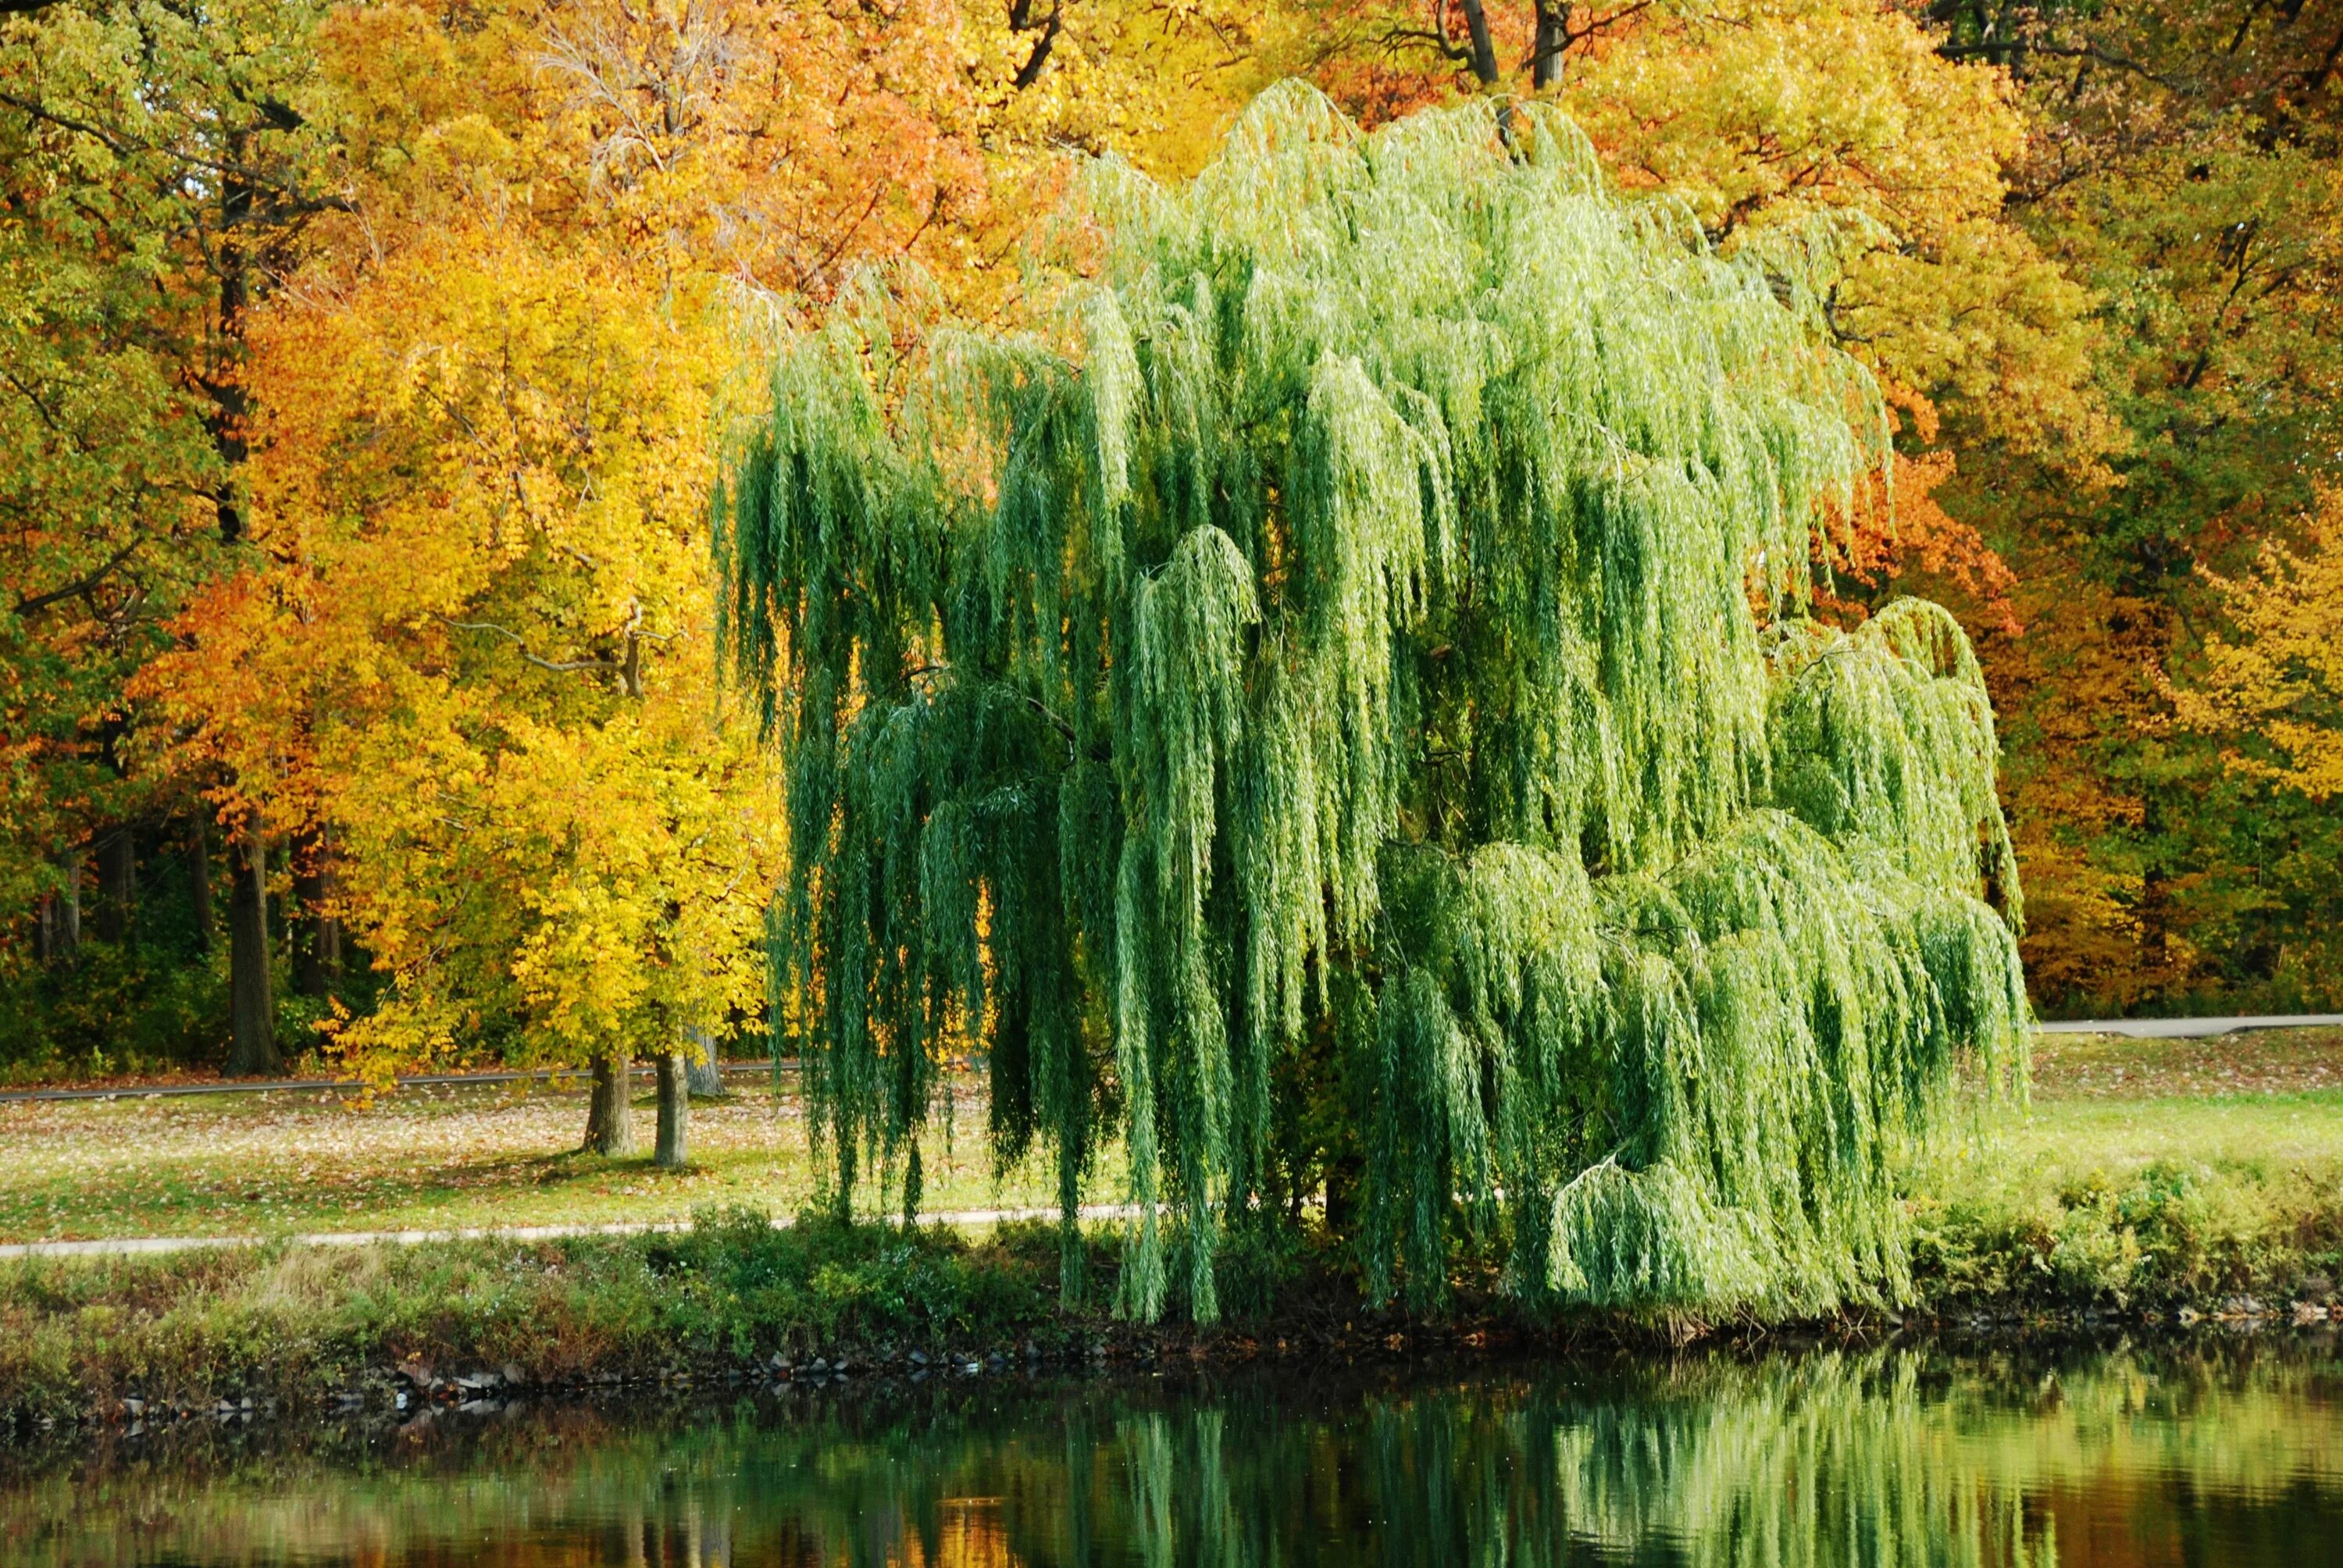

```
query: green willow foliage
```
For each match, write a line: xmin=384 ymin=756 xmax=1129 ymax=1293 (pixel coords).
xmin=719 ymin=85 xmax=2028 ymax=1320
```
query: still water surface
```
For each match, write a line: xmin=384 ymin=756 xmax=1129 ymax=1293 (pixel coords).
xmin=5 ymin=1341 xmax=2339 ymax=1566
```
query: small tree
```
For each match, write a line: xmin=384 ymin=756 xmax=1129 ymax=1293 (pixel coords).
xmin=720 ymin=87 xmax=2027 ymax=1320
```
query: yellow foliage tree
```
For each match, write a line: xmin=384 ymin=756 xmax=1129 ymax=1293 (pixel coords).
xmin=137 ymin=0 xmax=1007 ymax=1156
xmin=1552 ymin=0 xmax=2115 ymax=466
xmin=129 ymin=0 xmax=1277 ymax=1148
xmin=961 ymin=0 xmax=1287 ymax=177
xmin=2171 ymin=487 xmax=2343 ymax=805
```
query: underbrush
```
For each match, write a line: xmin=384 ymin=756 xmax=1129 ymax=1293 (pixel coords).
xmin=1909 ymin=1156 xmax=2343 ymax=1312
xmin=0 ymin=1210 xmax=1074 ymax=1422
xmin=0 ymin=1209 xmax=1385 ymax=1425
xmin=0 ymin=944 xmax=349 ymax=1086
xmin=0 ymin=944 xmax=230 ymax=1085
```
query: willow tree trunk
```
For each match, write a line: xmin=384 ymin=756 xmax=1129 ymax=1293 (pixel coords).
xmin=654 ymin=1051 xmax=690 ymax=1169
xmin=187 ymin=814 xmax=214 ymax=953
xmin=226 ymin=825 xmax=280 ymax=1075
xmin=93 ymin=825 xmax=135 ymax=945
xmin=584 ymin=1051 xmax=637 ymax=1156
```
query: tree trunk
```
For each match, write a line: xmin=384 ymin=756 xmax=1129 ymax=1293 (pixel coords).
xmin=1458 ymin=0 xmax=1503 ymax=85
xmin=293 ymin=826 xmax=342 ymax=998
xmin=226 ymin=824 xmax=280 ymax=1075
xmin=683 ymin=1025 xmax=726 ymax=1099
xmin=1532 ymin=2 xmax=1568 ymax=89
xmin=584 ymin=1051 xmax=637 ymax=1156
xmin=187 ymin=814 xmax=214 ymax=953
xmin=93 ymin=825 xmax=135 ymax=944
xmin=654 ymin=1051 xmax=690 ymax=1169
xmin=211 ymin=130 xmax=252 ymax=545
xmin=39 ymin=848 xmax=81 ymax=965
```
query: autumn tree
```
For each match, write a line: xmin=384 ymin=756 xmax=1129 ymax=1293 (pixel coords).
xmin=961 ymin=0 xmax=1286 ymax=176
xmin=1923 ymin=0 xmax=2343 ymax=1011
xmin=723 ymin=90 xmax=2028 ymax=1318
xmin=138 ymin=0 xmax=1004 ymax=1152
xmin=2168 ymin=486 xmax=2343 ymax=804
xmin=1 ymin=0 xmax=339 ymax=1072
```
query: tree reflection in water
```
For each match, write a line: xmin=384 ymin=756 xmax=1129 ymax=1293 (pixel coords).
xmin=4 ymin=1342 xmax=2338 ymax=1566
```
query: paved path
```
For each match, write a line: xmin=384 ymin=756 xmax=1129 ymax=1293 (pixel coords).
xmin=0 ymin=1204 xmax=1138 ymax=1261
xmin=2035 ymin=1013 xmax=2343 ymax=1039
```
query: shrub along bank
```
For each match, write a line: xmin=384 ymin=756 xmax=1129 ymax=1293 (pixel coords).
xmin=1910 ymin=1109 xmax=2343 ymax=1316
xmin=5 ymin=1155 xmax=2341 ymax=1427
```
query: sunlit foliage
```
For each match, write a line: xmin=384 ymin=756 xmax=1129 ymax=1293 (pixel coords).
xmin=2170 ymin=486 xmax=2343 ymax=805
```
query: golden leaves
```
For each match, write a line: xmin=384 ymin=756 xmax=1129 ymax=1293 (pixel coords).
xmin=2172 ymin=486 xmax=2343 ymax=805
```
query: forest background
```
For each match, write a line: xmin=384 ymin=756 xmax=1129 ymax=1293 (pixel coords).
xmin=4 ymin=0 xmax=2341 ymax=1088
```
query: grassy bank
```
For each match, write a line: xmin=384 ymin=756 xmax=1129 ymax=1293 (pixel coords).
xmin=3 ymin=1029 xmax=2340 ymax=1425
xmin=1908 ymin=1028 xmax=2343 ymax=1313
xmin=0 ymin=1213 xmax=1085 ymax=1424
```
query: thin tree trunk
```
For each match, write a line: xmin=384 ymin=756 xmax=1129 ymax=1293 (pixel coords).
xmin=187 ymin=814 xmax=214 ymax=953
xmin=654 ymin=1050 xmax=689 ymax=1169
xmin=683 ymin=1025 xmax=725 ymax=1098
xmin=93 ymin=825 xmax=135 ymax=944
xmin=227 ymin=824 xmax=280 ymax=1075
xmin=584 ymin=1050 xmax=637 ymax=1156
xmin=41 ymin=848 xmax=81 ymax=965
xmin=211 ymin=130 xmax=252 ymax=545
xmin=293 ymin=825 xmax=341 ymax=998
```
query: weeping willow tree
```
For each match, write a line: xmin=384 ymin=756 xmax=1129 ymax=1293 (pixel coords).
xmin=719 ymin=85 xmax=2028 ymax=1322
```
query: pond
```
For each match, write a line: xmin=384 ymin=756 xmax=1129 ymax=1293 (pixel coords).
xmin=5 ymin=1338 xmax=2338 ymax=1566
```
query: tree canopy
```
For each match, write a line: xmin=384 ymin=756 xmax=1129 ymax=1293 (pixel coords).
xmin=722 ymin=85 xmax=2029 ymax=1319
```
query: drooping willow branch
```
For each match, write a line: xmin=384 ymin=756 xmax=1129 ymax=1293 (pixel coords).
xmin=719 ymin=85 xmax=2028 ymax=1323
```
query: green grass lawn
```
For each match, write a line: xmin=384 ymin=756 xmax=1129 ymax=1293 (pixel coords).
xmin=1938 ymin=1092 xmax=2343 ymax=1188
xmin=1928 ymin=1025 xmax=2343 ymax=1196
xmin=0 ymin=1072 xmax=1094 ymax=1244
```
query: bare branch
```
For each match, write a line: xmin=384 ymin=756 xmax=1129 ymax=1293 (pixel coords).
xmin=12 ymin=538 xmax=144 ymax=619
xmin=1935 ymin=40 xmax=2182 ymax=92
xmin=433 ymin=597 xmax=674 ymax=697
xmin=0 ymin=90 xmax=347 ymax=211
xmin=436 ymin=613 xmax=621 ymax=673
